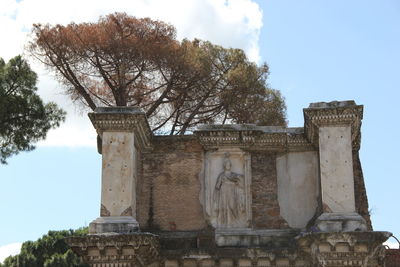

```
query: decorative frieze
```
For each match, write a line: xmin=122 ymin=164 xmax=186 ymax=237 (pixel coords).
xmin=67 ymin=231 xmax=390 ymax=267
xmin=303 ymin=100 xmax=363 ymax=151
xmin=66 ymin=233 xmax=160 ymax=267
xmin=195 ymin=125 xmax=313 ymax=151
xmin=67 ymin=101 xmax=390 ymax=267
xmin=297 ymin=231 xmax=390 ymax=267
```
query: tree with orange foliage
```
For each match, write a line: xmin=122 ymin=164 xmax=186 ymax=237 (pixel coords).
xmin=28 ymin=13 xmax=286 ymax=134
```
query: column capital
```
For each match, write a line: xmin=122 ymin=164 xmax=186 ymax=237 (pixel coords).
xmin=303 ymin=100 xmax=363 ymax=150
xmin=88 ymin=107 xmax=152 ymax=151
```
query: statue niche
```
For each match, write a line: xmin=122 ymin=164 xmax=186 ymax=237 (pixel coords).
xmin=203 ymin=149 xmax=251 ymax=229
xmin=213 ymin=153 xmax=246 ymax=228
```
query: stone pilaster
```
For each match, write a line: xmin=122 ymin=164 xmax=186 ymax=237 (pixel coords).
xmin=88 ymin=107 xmax=152 ymax=234
xmin=304 ymin=101 xmax=367 ymax=231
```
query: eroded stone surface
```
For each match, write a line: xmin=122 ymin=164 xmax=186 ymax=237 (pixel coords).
xmin=66 ymin=233 xmax=160 ymax=267
xmin=101 ymin=131 xmax=137 ymax=217
xmin=89 ymin=216 xmax=139 ymax=234
xmin=66 ymin=231 xmax=391 ymax=266
xmin=276 ymin=151 xmax=319 ymax=229
xmin=319 ymin=126 xmax=355 ymax=213
xmin=297 ymin=231 xmax=391 ymax=267
xmin=71 ymin=101 xmax=389 ymax=267
xmin=315 ymin=212 xmax=367 ymax=232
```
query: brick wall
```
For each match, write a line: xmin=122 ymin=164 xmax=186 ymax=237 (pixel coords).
xmin=137 ymin=137 xmax=369 ymax=232
xmin=251 ymin=151 xmax=289 ymax=229
xmin=138 ymin=136 xmax=207 ymax=231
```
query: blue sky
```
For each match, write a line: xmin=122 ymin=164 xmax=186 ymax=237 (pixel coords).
xmin=258 ymin=0 xmax=400 ymax=238
xmin=0 ymin=0 xmax=399 ymax=258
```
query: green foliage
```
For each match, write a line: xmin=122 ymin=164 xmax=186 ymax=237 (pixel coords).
xmin=0 ymin=55 xmax=65 ymax=164
xmin=0 ymin=228 xmax=89 ymax=267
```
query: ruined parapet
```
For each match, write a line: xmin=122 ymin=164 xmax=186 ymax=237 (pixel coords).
xmin=66 ymin=101 xmax=390 ymax=267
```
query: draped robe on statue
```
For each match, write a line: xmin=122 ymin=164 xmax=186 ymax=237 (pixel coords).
xmin=213 ymin=155 xmax=246 ymax=228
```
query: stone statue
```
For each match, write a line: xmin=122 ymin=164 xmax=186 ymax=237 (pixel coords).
xmin=214 ymin=152 xmax=246 ymax=228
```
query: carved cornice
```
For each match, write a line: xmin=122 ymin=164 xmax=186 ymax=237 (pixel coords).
xmin=297 ymin=231 xmax=391 ymax=267
xmin=194 ymin=125 xmax=314 ymax=151
xmin=88 ymin=107 xmax=152 ymax=151
xmin=66 ymin=233 xmax=160 ymax=267
xmin=65 ymin=232 xmax=390 ymax=267
xmin=303 ymin=101 xmax=363 ymax=151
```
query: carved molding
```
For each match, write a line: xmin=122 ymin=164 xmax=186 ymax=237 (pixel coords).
xmin=303 ymin=102 xmax=363 ymax=151
xmin=66 ymin=231 xmax=390 ymax=267
xmin=297 ymin=231 xmax=390 ymax=267
xmin=89 ymin=107 xmax=152 ymax=151
xmin=195 ymin=101 xmax=364 ymax=152
xmin=66 ymin=233 xmax=160 ymax=267
xmin=195 ymin=126 xmax=314 ymax=151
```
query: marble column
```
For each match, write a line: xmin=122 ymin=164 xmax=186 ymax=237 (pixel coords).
xmin=304 ymin=101 xmax=367 ymax=232
xmin=88 ymin=107 xmax=152 ymax=234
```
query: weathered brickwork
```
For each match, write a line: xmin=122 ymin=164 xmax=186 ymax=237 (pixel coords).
xmin=250 ymin=151 xmax=289 ymax=229
xmin=353 ymin=151 xmax=372 ymax=230
xmin=139 ymin=136 xmax=207 ymax=231
xmin=138 ymin=140 xmax=371 ymax=232
xmin=69 ymin=102 xmax=391 ymax=267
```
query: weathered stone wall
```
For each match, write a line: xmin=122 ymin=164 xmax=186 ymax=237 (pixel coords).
xmin=353 ymin=151 xmax=372 ymax=229
xmin=73 ymin=101 xmax=388 ymax=267
xmin=137 ymin=139 xmax=371 ymax=231
xmin=276 ymin=151 xmax=319 ymax=229
xmin=138 ymin=136 xmax=207 ymax=231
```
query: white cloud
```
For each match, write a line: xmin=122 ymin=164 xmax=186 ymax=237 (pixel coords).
xmin=1 ymin=0 xmax=263 ymax=147
xmin=384 ymin=240 xmax=400 ymax=249
xmin=0 ymin=243 xmax=22 ymax=263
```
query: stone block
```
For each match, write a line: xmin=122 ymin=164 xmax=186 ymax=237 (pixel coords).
xmin=276 ymin=151 xmax=319 ymax=229
xmin=182 ymin=259 xmax=196 ymax=267
xmin=238 ymin=259 xmax=252 ymax=266
xmin=215 ymin=228 xmax=297 ymax=247
xmin=89 ymin=216 xmax=139 ymax=234
xmin=335 ymin=243 xmax=350 ymax=252
xmin=257 ymin=259 xmax=271 ymax=266
xmin=220 ymin=259 xmax=233 ymax=266
xmin=165 ymin=260 xmax=179 ymax=267
xmin=318 ymin=243 xmax=331 ymax=252
xmin=354 ymin=244 xmax=368 ymax=252
xmin=319 ymin=126 xmax=355 ymax=213
xmin=275 ymin=258 xmax=289 ymax=266
xmin=200 ymin=259 xmax=215 ymax=267
xmin=315 ymin=213 xmax=367 ymax=232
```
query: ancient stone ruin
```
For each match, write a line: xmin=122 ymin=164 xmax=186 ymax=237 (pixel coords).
xmin=66 ymin=101 xmax=392 ymax=267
